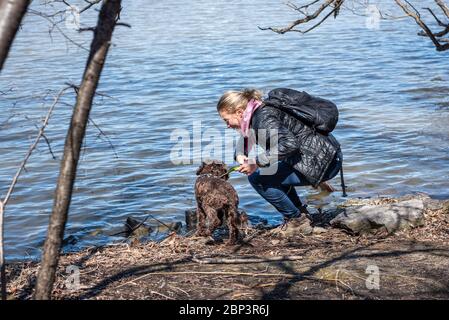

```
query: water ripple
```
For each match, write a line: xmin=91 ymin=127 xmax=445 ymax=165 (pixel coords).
xmin=1 ymin=0 xmax=449 ymax=260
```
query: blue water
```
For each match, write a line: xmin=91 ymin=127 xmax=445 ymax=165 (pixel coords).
xmin=1 ymin=0 xmax=448 ymax=260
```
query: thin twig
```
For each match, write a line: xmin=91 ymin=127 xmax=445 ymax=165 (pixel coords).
xmin=258 ymin=0 xmax=335 ymax=34
xmin=64 ymin=82 xmax=117 ymax=100
xmin=436 ymin=0 xmax=449 ymax=19
xmin=148 ymin=290 xmax=174 ymax=300
xmin=64 ymin=82 xmax=119 ymax=159
xmin=116 ymin=22 xmax=131 ymax=28
xmin=80 ymin=0 xmax=102 ymax=14
xmin=424 ymin=7 xmax=447 ymax=27
xmin=41 ymin=133 xmax=57 ymax=160
xmin=192 ymin=255 xmax=304 ymax=264
xmin=115 ymin=269 xmax=357 ymax=291
xmin=0 ymin=87 xmax=70 ymax=300
xmin=116 ymin=270 xmax=303 ymax=289
xmin=88 ymin=117 xmax=119 ymax=159
xmin=1 ymin=87 xmax=69 ymax=207
xmin=144 ymin=212 xmax=172 ymax=230
xmin=27 ymin=120 xmax=57 ymax=160
xmin=27 ymin=8 xmax=90 ymax=52
xmin=109 ymin=213 xmax=152 ymax=237
xmin=168 ymin=284 xmax=190 ymax=297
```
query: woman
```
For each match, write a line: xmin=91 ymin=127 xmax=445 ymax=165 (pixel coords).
xmin=217 ymin=88 xmax=342 ymax=231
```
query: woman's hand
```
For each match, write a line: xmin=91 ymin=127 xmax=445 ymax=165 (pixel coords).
xmin=238 ymin=162 xmax=258 ymax=175
xmin=236 ymin=155 xmax=258 ymax=175
xmin=236 ymin=155 xmax=248 ymax=165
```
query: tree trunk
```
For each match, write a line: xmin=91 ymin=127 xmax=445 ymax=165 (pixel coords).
xmin=0 ymin=0 xmax=30 ymax=70
xmin=0 ymin=202 xmax=5 ymax=300
xmin=34 ymin=0 xmax=122 ymax=300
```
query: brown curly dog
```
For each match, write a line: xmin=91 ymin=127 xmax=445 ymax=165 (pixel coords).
xmin=194 ymin=160 xmax=246 ymax=245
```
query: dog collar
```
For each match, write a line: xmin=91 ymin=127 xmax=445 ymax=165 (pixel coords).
xmin=198 ymin=173 xmax=225 ymax=179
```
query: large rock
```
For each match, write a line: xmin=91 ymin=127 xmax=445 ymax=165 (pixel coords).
xmin=330 ymin=199 xmax=425 ymax=234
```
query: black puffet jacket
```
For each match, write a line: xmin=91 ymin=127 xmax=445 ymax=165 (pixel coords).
xmin=236 ymin=104 xmax=342 ymax=188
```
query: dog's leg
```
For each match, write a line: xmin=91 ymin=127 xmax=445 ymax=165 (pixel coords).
xmin=225 ymin=206 xmax=240 ymax=245
xmin=195 ymin=205 xmax=208 ymax=237
xmin=203 ymin=205 xmax=221 ymax=237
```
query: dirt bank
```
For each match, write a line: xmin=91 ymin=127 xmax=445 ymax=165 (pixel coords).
xmin=5 ymin=197 xmax=449 ymax=300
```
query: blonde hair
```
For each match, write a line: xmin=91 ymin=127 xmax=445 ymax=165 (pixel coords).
xmin=216 ymin=88 xmax=263 ymax=114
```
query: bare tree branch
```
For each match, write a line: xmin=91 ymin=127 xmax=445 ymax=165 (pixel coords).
xmin=78 ymin=26 xmax=96 ymax=32
xmin=80 ymin=0 xmax=102 ymax=14
xmin=0 ymin=86 xmax=69 ymax=300
xmin=29 ymin=0 xmax=102 ymax=18
xmin=65 ymin=81 xmax=117 ymax=100
xmin=262 ymin=0 xmax=449 ymax=51
xmin=24 ymin=117 xmax=58 ymax=160
xmin=41 ymin=133 xmax=58 ymax=160
xmin=302 ymin=5 xmax=339 ymax=33
xmin=27 ymin=0 xmax=109 ymax=52
xmin=27 ymin=8 xmax=90 ymax=52
xmin=116 ymin=22 xmax=131 ymax=28
xmin=436 ymin=0 xmax=449 ymax=19
xmin=424 ymin=7 xmax=447 ymax=27
xmin=258 ymin=0 xmax=335 ymax=34
xmin=0 ymin=87 xmax=14 ymax=95
xmin=1 ymin=86 xmax=68 ymax=209
xmin=64 ymin=82 xmax=119 ymax=158
xmin=340 ymin=0 xmax=408 ymax=20
xmin=89 ymin=117 xmax=119 ymax=159
xmin=396 ymin=0 xmax=449 ymax=51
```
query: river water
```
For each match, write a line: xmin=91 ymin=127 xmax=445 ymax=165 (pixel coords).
xmin=1 ymin=0 xmax=448 ymax=260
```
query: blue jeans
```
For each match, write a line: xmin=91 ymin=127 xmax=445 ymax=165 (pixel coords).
xmin=248 ymin=155 xmax=342 ymax=219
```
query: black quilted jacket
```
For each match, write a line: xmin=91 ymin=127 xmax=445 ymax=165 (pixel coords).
xmin=236 ymin=104 xmax=342 ymax=187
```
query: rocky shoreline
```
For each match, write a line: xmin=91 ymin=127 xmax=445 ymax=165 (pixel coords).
xmin=5 ymin=194 xmax=449 ymax=300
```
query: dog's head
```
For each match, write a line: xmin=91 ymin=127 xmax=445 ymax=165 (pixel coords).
xmin=196 ymin=160 xmax=229 ymax=180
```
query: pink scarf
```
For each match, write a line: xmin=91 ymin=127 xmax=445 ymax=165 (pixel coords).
xmin=240 ymin=99 xmax=262 ymax=156
xmin=240 ymin=99 xmax=262 ymax=137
